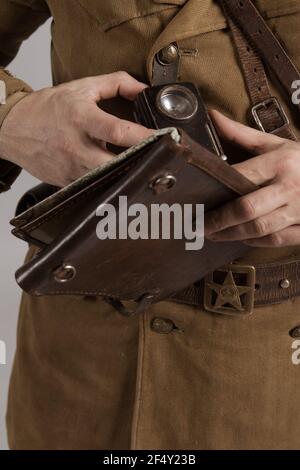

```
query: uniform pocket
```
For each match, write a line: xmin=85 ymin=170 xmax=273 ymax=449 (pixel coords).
xmin=189 ymin=0 xmax=300 ymax=37
xmin=152 ymin=0 xmax=187 ymax=4
xmin=255 ymin=0 xmax=300 ymax=18
xmin=76 ymin=1 xmax=300 ymax=36
xmin=76 ymin=0 xmax=183 ymax=32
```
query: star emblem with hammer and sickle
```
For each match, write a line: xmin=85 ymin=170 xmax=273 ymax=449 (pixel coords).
xmin=206 ymin=270 xmax=253 ymax=312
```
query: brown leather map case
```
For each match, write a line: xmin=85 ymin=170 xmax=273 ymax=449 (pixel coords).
xmin=11 ymin=128 xmax=257 ymax=304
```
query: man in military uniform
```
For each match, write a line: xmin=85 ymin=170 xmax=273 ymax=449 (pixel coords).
xmin=1 ymin=0 xmax=300 ymax=450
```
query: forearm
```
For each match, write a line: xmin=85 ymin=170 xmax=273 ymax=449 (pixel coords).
xmin=0 ymin=84 xmax=31 ymax=192
xmin=0 ymin=0 xmax=50 ymax=193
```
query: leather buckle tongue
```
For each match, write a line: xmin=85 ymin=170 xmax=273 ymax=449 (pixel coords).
xmin=204 ymin=263 xmax=256 ymax=316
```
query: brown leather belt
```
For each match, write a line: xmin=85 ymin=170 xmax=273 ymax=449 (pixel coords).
xmin=171 ymin=259 xmax=300 ymax=316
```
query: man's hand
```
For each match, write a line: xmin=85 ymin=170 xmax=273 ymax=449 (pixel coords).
xmin=0 ymin=72 xmax=154 ymax=187
xmin=205 ymin=110 xmax=300 ymax=247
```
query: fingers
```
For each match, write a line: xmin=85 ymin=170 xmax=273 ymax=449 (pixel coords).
xmin=207 ymin=205 xmax=294 ymax=241
xmin=243 ymin=225 xmax=300 ymax=247
xmin=210 ymin=109 xmax=285 ymax=155
xmin=205 ymin=183 xmax=287 ymax=236
xmin=85 ymin=107 xmax=155 ymax=147
xmin=232 ymin=150 xmax=281 ymax=185
xmin=69 ymin=71 xmax=154 ymax=148
xmin=85 ymin=71 xmax=148 ymax=102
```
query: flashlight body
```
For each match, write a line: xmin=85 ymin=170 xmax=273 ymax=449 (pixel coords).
xmin=134 ymin=82 xmax=223 ymax=157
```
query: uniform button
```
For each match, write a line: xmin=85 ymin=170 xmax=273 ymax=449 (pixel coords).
xmin=151 ymin=317 xmax=175 ymax=334
xmin=290 ymin=326 xmax=300 ymax=339
xmin=157 ymin=44 xmax=179 ymax=65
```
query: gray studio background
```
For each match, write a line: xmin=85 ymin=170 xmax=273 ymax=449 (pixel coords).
xmin=0 ymin=20 xmax=52 ymax=450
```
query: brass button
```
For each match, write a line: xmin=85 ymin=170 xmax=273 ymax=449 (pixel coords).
xmin=157 ymin=44 xmax=179 ymax=65
xmin=53 ymin=264 xmax=76 ymax=283
xmin=290 ymin=326 xmax=300 ymax=339
xmin=279 ymin=279 xmax=290 ymax=289
xmin=151 ymin=317 xmax=175 ymax=334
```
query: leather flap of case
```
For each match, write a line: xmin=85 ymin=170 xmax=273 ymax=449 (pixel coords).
xmin=11 ymin=128 xmax=181 ymax=247
xmin=14 ymin=129 xmax=258 ymax=302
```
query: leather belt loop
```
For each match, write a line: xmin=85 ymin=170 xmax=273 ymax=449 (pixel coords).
xmin=219 ymin=0 xmax=298 ymax=141
xmin=152 ymin=42 xmax=180 ymax=86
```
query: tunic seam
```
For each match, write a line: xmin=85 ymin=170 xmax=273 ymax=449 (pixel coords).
xmin=130 ymin=312 xmax=147 ymax=450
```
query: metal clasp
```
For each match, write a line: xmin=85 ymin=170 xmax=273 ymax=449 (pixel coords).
xmin=251 ymin=97 xmax=289 ymax=134
xmin=204 ymin=263 xmax=256 ymax=316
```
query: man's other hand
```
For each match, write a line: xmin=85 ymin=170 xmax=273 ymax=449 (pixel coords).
xmin=205 ymin=110 xmax=300 ymax=248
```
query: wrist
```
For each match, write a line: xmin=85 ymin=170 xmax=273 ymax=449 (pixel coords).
xmin=0 ymin=91 xmax=30 ymax=128
xmin=0 ymin=92 xmax=30 ymax=163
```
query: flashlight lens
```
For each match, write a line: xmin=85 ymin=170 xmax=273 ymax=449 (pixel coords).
xmin=157 ymin=85 xmax=198 ymax=120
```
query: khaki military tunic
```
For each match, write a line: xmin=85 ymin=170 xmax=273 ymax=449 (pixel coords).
xmin=1 ymin=0 xmax=300 ymax=450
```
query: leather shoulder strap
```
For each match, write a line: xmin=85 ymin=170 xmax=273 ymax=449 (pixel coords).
xmin=220 ymin=0 xmax=298 ymax=140
xmin=219 ymin=0 xmax=300 ymax=112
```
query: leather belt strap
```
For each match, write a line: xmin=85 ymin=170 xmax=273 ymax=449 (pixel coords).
xmin=152 ymin=43 xmax=180 ymax=86
xmin=159 ymin=1 xmax=300 ymax=315
xmin=220 ymin=0 xmax=298 ymax=140
xmin=219 ymin=0 xmax=300 ymax=114
xmin=171 ymin=258 xmax=300 ymax=312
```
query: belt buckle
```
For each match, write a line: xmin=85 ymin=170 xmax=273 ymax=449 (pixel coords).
xmin=204 ymin=263 xmax=256 ymax=316
xmin=251 ymin=97 xmax=289 ymax=134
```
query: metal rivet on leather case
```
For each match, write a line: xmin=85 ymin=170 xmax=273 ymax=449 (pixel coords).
xmin=279 ymin=278 xmax=290 ymax=289
xmin=150 ymin=174 xmax=176 ymax=193
xmin=53 ymin=264 xmax=76 ymax=283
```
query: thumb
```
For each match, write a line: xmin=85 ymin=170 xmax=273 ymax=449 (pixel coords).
xmin=209 ymin=109 xmax=285 ymax=155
